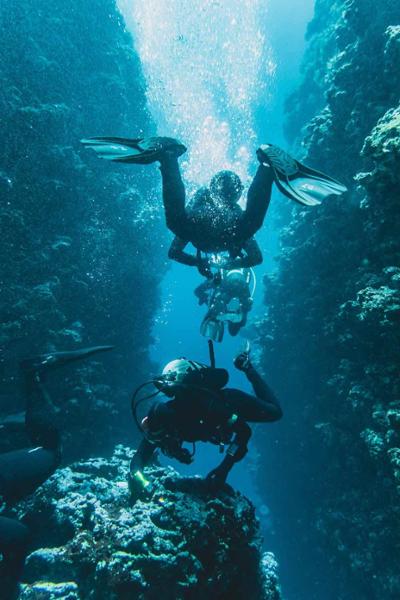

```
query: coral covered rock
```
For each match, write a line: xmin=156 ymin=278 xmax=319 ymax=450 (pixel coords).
xmin=0 ymin=0 xmax=166 ymax=460
xmin=16 ymin=447 xmax=281 ymax=600
xmin=255 ymin=1 xmax=400 ymax=598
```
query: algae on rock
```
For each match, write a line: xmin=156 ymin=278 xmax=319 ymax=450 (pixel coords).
xmin=16 ymin=447 xmax=281 ymax=600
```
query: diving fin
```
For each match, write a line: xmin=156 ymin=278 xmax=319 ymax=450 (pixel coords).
xmin=80 ymin=136 xmax=186 ymax=164
xmin=258 ymin=144 xmax=347 ymax=206
xmin=20 ymin=345 xmax=114 ymax=373
xmin=0 ymin=412 xmax=26 ymax=433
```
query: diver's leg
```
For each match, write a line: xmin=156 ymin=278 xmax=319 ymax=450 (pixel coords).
xmin=0 ymin=369 xmax=61 ymax=503
xmin=22 ymin=345 xmax=113 ymax=448
xmin=23 ymin=369 xmax=60 ymax=451
xmin=241 ymin=165 xmax=274 ymax=238
xmin=0 ymin=516 xmax=30 ymax=598
xmin=159 ymin=155 xmax=190 ymax=239
xmin=0 ymin=347 xmax=113 ymax=504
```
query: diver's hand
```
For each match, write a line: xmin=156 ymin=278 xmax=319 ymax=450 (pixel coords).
xmin=197 ymin=259 xmax=213 ymax=279
xmin=128 ymin=469 xmax=153 ymax=502
xmin=162 ymin=441 xmax=194 ymax=464
xmin=212 ymin=255 xmax=228 ymax=268
xmin=234 ymin=351 xmax=252 ymax=372
xmin=174 ymin=447 xmax=194 ymax=465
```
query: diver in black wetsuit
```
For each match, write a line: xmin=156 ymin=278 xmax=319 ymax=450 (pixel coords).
xmin=0 ymin=345 xmax=112 ymax=597
xmin=160 ymin=157 xmax=270 ymax=277
xmin=81 ymin=136 xmax=347 ymax=278
xmin=129 ymin=348 xmax=282 ymax=495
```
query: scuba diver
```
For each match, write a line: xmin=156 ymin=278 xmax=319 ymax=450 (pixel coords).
xmin=129 ymin=344 xmax=282 ymax=497
xmin=0 ymin=345 xmax=113 ymax=598
xmin=81 ymin=136 xmax=347 ymax=278
xmin=195 ymin=268 xmax=255 ymax=342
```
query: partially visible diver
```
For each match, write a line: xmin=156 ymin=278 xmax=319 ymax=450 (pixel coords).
xmin=195 ymin=268 xmax=255 ymax=342
xmin=0 ymin=345 xmax=113 ymax=598
xmin=81 ymin=136 xmax=347 ymax=278
xmin=129 ymin=345 xmax=282 ymax=498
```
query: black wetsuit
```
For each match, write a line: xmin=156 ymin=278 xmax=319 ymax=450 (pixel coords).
xmin=0 ymin=346 xmax=111 ymax=596
xmin=0 ymin=372 xmax=60 ymax=596
xmin=159 ymin=156 xmax=273 ymax=268
xmin=131 ymin=364 xmax=281 ymax=478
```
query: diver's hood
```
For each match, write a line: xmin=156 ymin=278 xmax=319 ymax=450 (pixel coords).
xmin=155 ymin=358 xmax=228 ymax=396
xmin=209 ymin=170 xmax=243 ymax=204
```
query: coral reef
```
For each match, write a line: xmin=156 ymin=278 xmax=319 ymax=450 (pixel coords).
xmin=0 ymin=1 xmax=167 ymax=458
xmin=256 ymin=1 xmax=400 ymax=598
xmin=14 ymin=447 xmax=281 ymax=600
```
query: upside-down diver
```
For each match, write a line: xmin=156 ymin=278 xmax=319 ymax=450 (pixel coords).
xmin=0 ymin=345 xmax=113 ymax=598
xmin=81 ymin=136 xmax=347 ymax=278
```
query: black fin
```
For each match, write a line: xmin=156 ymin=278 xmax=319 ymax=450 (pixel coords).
xmin=258 ymin=144 xmax=347 ymax=206
xmin=80 ymin=136 xmax=186 ymax=164
xmin=20 ymin=345 xmax=114 ymax=373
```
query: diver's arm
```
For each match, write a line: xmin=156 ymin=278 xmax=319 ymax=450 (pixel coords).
xmin=160 ymin=438 xmax=193 ymax=464
xmin=195 ymin=279 xmax=213 ymax=297
xmin=224 ymin=238 xmax=263 ymax=269
xmin=235 ymin=354 xmax=282 ymax=421
xmin=129 ymin=438 xmax=157 ymax=473
xmin=247 ymin=367 xmax=282 ymax=420
xmin=128 ymin=438 xmax=157 ymax=499
xmin=234 ymin=352 xmax=282 ymax=420
xmin=194 ymin=279 xmax=213 ymax=304
xmin=168 ymin=236 xmax=198 ymax=266
xmin=169 ymin=237 xmax=213 ymax=278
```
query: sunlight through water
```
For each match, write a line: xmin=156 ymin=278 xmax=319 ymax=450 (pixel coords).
xmin=118 ymin=0 xmax=275 ymax=190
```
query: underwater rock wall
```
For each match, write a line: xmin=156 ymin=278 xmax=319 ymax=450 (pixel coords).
xmin=256 ymin=1 xmax=400 ymax=598
xmin=15 ymin=446 xmax=281 ymax=600
xmin=0 ymin=1 xmax=167 ymax=457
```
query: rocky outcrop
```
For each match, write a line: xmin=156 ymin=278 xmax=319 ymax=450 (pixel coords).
xmin=0 ymin=1 xmax=167 ymax=458
xmin=14 ymin=446 xmax=281 ymax=600
xmin=256 ymin=2 xmax=400 ymax=599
